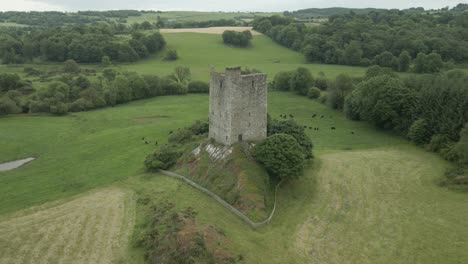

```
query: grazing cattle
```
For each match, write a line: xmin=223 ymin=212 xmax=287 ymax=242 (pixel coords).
xmin=351 ymin=131 xmax=355 ymax=134
xmin=320 ymin=115 xmax=324 ymax=118
xmin=309 ymin=126 xmax=312 ymax=129
xmin=155 ymin=141 xmax=158 ymax=145
xmin=142 ymin=137 xmax=145 ymax=140
xmin=144 ymin=141 xmax=148 ymax=144
xmin=312 ymin=114 xmax=317 ymax=118
xmin=169 ymin=131 xmax=173 ymax=134
xmin=331 ymin=127 xmax=336 ymax=130
xmin=304 ymin=126 xmax=308 ymax=128
xmin=289 ymin=114 xmax=294 ymax=118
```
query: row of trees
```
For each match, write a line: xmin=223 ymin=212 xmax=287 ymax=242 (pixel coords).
xmin=253 ymin=8 xmax=468 ymax=72
xmin=0 ymin=62 xmax=209 ymax=116
xmin=0 ymin=24 xmax=166 ymax=64
xmin=272 ymin=66 xmax=468 ymax=168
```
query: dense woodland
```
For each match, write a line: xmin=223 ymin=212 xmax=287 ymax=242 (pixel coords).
xmin=0 ymin=24 xmax=166 ymax=64
xmin=253 ymin=4 xmax=468 ymax=72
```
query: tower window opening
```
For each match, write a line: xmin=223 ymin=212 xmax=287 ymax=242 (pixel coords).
xmin=252 ymin=80 xmax=255 ymax=88
xmin=220 ymin=81 xmax=223 ymax=88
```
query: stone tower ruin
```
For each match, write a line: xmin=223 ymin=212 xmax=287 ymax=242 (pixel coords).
xmin=209 ymin=66 xmax=267 ymax=146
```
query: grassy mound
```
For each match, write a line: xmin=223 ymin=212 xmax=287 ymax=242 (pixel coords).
xmin=174 ymin=141 xmax=274 ymax=221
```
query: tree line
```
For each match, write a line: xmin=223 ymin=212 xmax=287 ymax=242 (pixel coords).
xmin=0 ymin=24 xmax=166 ymax=64
xmin=270 ymin=66 xmax=468 ymax=174
xmin=253 ymin=7 xmax=468 ymax=72
xmin=0 ymin=61 xmax=208 ymax=116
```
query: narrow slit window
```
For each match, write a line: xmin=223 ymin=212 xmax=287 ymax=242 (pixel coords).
xmin=252 ymin=80 xmax=255 ymax=88
xmin=220 ymin=81 xmax=223 ymax=88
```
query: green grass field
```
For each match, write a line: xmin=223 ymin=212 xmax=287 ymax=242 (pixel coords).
xmin=122 ymin=33 xmax=368 ymax=80
xmin=0 ymin=32 xmax=368 ymax=92
xmin=1 ymin=91 xmax=468 ymax=263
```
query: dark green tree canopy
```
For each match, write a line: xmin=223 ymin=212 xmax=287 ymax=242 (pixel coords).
xmin=254 ymin=133 xmax=305 ymax=181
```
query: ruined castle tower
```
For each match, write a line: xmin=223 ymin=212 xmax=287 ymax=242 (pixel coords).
xmin=209 ymin=66 xmax=267 ymax=146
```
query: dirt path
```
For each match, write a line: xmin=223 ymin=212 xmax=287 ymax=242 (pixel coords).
xmin=0 ymin=188 xmax=135 ymax=264
xmin=160 ymin=26 xmax=261 ymax=35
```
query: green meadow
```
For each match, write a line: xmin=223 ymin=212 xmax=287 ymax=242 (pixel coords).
xmin=123 ymin=33 xmax=368 ymax=80
xmin=1 ymin=29 xmax=468 ymax=263
xmin=1 ymin=91 xmax=468 ymax=263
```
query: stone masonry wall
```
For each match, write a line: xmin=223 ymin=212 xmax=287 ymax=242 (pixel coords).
xmin=209 ymin=67 xmax=267 ymax=145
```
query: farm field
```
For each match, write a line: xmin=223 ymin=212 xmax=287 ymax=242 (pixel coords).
xmin=122 ymin=33 xmax=369 ymax=80
xmin=0 ymin=31 xmax=369 ymax=93
xmin=1 ymin=92 xmax=468 ymax=263
xmin=0 ymin=188 xmax=135 ymax=264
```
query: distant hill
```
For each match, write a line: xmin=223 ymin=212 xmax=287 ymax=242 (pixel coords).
xmin=285 ymin=7 xmax=386 ymax=18
xmin=285 ymin=7 xmax=428 ymax=19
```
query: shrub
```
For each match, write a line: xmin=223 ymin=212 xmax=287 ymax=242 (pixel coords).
xmin=268 ymin=118 xmax=313 ymax=159
xmin=168 ymin=129 xmax=194 ymax=144
xmin=143 ymin=75 xmax=163 ymax=96
xmin=63 ymin=59 xmax=80 ymax=73
xmin=188 ymin=81 xmax=209 ymax=93
xmin=272 ymin=71 xmax=293 ymax=91
xmin=69 ymin=98 xmax=94 ymax=112
xmin=161 ymin=77 xmax=187 ymax=95
xmin=29 ymin=100 xmax=49 ymax=113
xmin=453 ymin=124 xmax=468 ymax=165
xmin=101 ymin=56 xmax=111 ymax=66
xmin=164 ymin=49 xmax=178 ymax=61
xmin=189 ymin=120 xmax=209 ymax=135
xmin=326 ymin=74 xmax=353 ymax=110
xmin=144 ymin=145 xmax=182 ymax=171
xmin=307 ymin=87 xmax=321 ymax=99
xmin=314 ymin=72 xmax=328 ymax=90
xmin=222 ymin=30 xmax=252 ymax=47
xmin=50 ymin=101 xmax=68 ymax=115
xmin=427 ymin=135 xmax=449 ymax=152
xmin=318 ymin=93 xmax=328 ymax=104
xmin=408 ymin=119 xmax=430 ymax=145
xmin=0 ymin=97 xmax=21 ymax=115
xmin=254 ymin=133 xmax=305 ymax=181
xmin=102 ymin=68 xmax=118 ymax=81
xmin=289 ymin=67 xmax=314 ymax=96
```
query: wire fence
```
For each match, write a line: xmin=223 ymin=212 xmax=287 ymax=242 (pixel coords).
xmin=159 ymin=169 xmax=281 ymax=229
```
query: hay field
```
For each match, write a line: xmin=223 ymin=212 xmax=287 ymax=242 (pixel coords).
xmin=294 ymin=150 xmax=468 ymax=263
xmin=0 ymin=189 xmax=134 ymax=264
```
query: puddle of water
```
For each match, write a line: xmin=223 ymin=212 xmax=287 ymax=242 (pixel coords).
xmin=0 ymin=157 xmax=35 ymax=172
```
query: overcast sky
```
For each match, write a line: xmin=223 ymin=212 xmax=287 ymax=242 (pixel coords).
xmin=0 ymin=0 xmax=465 ymax=12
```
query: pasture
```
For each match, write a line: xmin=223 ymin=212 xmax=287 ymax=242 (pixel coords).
xmin=0 ymin=188 xmax=134 ymax=264
xmin=122 ymin=33 xmax=368 ymax=80
xmin=1 ymin=92 xmax=468 ymax=263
